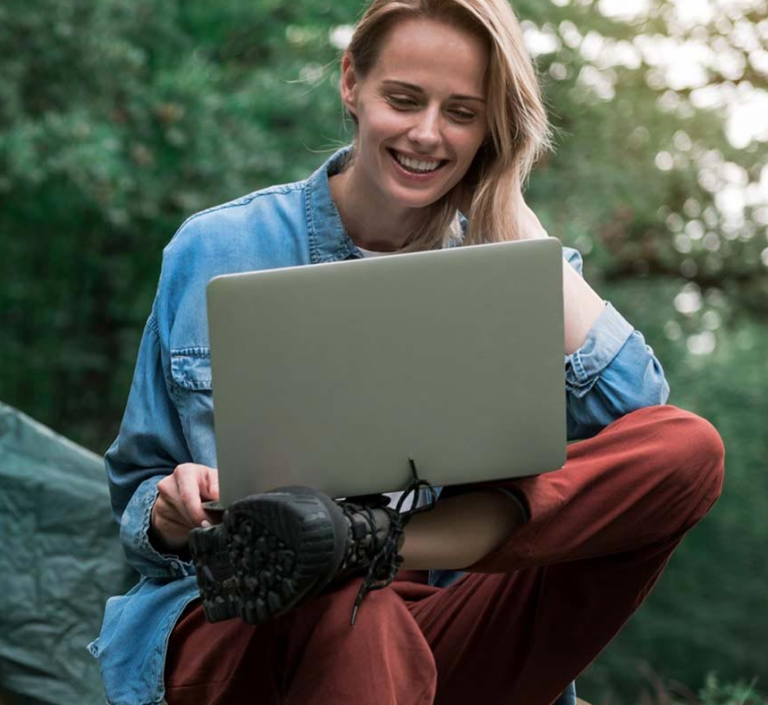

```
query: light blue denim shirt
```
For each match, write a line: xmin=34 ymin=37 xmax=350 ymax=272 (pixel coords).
xmin=89 ymin=148 xmax=669 ymax=705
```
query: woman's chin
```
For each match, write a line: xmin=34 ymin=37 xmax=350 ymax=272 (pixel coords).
xmin=384 ymin=179 xmax=450 ymax=210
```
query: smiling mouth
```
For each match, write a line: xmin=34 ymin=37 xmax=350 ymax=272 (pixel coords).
xmin=388 ymin=148 xmax=449 ymax=174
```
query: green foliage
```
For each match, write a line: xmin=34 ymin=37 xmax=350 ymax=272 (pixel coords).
xmin=692 ymin=674 xmax=766 ymax=705
xmin=1 ymin=0 xmax=766 ymax=700
xmin=0 ymin=0 xmax=352 ymax=449
xmin=695 ymin=675 xmax=766 ymax=705
xmin=576 ymin=277 xmax=768 ymax=703
xmin=639 ymin=672 xmax=768 ymax=705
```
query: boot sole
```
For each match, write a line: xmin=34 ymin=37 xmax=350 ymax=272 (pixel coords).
xmin=188 ymin=525 xmax=241 ymax=622
xmin=191 ymin=487 xmax=347 ymax=624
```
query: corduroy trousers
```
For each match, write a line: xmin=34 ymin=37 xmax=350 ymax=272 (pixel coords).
xmin=164 ymin=405 xmax=725 ymax=705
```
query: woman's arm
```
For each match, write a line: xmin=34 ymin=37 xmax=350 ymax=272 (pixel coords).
xmin=517 ymin=197 xmax=669 ymax=439
xmin=402 ymin=203 xmax=669 ymax=570
xmin=105 ymin=313 xmax=203 ymax=578
xmin=517 ymin=196 xmax=605 ymax=354
xmin=562 ymin=258 xmax=607 ymax=354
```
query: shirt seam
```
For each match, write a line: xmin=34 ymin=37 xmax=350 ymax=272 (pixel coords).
xmin=164 ymin=181 xmax=306 ymax=255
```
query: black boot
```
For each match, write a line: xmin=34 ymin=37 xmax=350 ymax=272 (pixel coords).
xmin=190 ymin=469 xmax=435 ymax=625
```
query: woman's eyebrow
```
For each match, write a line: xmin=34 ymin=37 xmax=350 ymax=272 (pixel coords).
xmin=381 ymin=79 xmax=486 ymax=103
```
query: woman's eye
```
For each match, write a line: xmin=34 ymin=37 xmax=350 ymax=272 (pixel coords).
xmin=386 ymin=95 xmax=475 ymax=121
xmin=450 ymin=109 xmax=476 ymax=121
xmin=388 ymin=95 xmax=418 ymax=109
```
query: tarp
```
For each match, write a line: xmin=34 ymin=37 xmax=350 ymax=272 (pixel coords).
xmin=0 ymin=402 xmax=135 ymax=705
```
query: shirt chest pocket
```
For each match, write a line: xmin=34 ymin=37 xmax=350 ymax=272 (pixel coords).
xmin=169 ymin=348 xmax=218 ymax=465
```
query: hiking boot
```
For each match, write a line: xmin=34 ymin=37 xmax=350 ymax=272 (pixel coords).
xmin=189 ymin=486 xmax=420 ymax=626
xmin=187 ymin=520 xmax=241 ymax=623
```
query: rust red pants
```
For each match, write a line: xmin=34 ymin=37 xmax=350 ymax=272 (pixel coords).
xmin=165 ymin=406 xmax=724 ymax=705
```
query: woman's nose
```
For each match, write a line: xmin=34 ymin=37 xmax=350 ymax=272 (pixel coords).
xmin=407 ymin=107 xmax=441 ymax=149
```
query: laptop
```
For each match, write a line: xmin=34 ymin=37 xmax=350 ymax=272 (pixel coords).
xmin=206 ymin=238 xmax=566 ymax=507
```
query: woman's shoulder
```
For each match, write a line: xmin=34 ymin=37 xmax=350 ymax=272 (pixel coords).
xmin=164 ymin=178 xmax=310 ymax=260
xmin=152 ymin=177 xmax=315 ymax=333
xmin=158 ymin=177 xmax=317 ymax=287
xmin=163 ymin=147 xmax=350 ymax=261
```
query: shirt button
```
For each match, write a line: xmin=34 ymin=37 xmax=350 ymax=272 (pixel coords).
xmin=170 ymin=560 xmax=181 ymax=572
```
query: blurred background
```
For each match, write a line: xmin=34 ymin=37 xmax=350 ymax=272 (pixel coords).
xmin=0 ymin=0 xmax=766 ymax=702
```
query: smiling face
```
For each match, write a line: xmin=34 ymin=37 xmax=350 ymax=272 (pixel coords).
xmin=341 ymin=17 xmax=490 ymax=214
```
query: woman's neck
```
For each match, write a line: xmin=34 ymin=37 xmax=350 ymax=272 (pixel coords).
xmin=329 ymin=163 xmax=425 ymax=252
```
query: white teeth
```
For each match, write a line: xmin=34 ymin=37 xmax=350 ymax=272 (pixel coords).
xmin=393 ymin=151 xmax=442 ymax=173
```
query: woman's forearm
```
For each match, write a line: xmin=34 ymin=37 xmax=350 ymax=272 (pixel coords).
xmin=400 ymin=490 xmax=526 ymax=570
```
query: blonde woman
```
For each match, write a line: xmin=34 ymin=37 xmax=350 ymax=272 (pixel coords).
xmin=90 ymin=1 xmax=725 ymax=703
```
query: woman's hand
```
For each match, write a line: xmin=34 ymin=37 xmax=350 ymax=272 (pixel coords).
xmin=516 ymin=192 xmax=549 ymax=240
xmin=150 ymin=463 xmax=221 ymax=554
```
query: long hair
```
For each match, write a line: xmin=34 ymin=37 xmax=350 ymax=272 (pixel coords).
xmin=343 ymin=0 xmax=552 ymax=249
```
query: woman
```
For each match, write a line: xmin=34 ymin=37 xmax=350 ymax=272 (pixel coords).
xmin=90 ymin=0 xmax=725 ymax=703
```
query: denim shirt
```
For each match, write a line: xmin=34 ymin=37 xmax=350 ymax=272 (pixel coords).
xmin=89 ymin=148 xmax=669 ymax=705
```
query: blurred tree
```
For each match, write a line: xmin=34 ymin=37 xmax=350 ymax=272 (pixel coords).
xmin=508 ymin=1 xmax=768 ymax=700
xmin=0 ymin=0 xmax=351 ymax=449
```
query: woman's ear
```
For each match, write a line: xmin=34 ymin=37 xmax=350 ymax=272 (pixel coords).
xmin=340 ymin=53 xmax=359 ymax=121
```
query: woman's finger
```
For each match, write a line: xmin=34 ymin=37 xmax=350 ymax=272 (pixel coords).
xmin=151 ymin=476 xmax=193 ymax=551
xmin=200 ymin=468 xmax=223 ymax=526
xmin=202 ymin=467 xmax=220 ymax=502
xmin=174 ymin=464 xmax=209 ymax=528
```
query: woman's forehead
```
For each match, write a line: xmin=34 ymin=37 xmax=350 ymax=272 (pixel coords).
xmin=369 ymin=17 xmax=488 ymax=97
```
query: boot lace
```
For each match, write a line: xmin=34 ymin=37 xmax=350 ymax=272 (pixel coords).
xmin=348 ymin=458 xmax=437 ymax=625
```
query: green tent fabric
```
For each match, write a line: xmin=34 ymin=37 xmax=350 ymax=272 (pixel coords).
xmin=0 ymin=402 xmax=135 ymax=705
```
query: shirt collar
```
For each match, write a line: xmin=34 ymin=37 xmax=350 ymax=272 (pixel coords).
xmin=306 ymin=146 xmax=361 ymax=264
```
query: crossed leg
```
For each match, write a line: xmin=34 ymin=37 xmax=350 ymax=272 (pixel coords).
xmin=165 ymin=406 xmax=724 ymax=705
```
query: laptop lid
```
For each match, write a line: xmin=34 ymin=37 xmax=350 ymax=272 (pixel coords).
xmin=207 ymin=238 xmax=566 ymax=505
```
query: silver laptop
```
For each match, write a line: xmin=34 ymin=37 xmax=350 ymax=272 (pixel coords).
xmin=207 ymin=238 xmax=566 ymax=506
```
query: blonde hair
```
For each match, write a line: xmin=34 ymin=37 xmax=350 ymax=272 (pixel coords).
xmin=343 ymin=0 xmax=552 ymax=249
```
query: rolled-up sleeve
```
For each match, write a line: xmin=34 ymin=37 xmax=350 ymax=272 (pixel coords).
xmin=562 ymin=247 xmax=669 ymax=440
xmin=105 ymin=313 xmax=194 ymax=579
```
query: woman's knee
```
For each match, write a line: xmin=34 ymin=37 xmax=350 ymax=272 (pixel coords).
xmin=655 ymin=406 xmax=723 ymax=473
xmin=642 ymin=405 xmax=725 ymax=528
